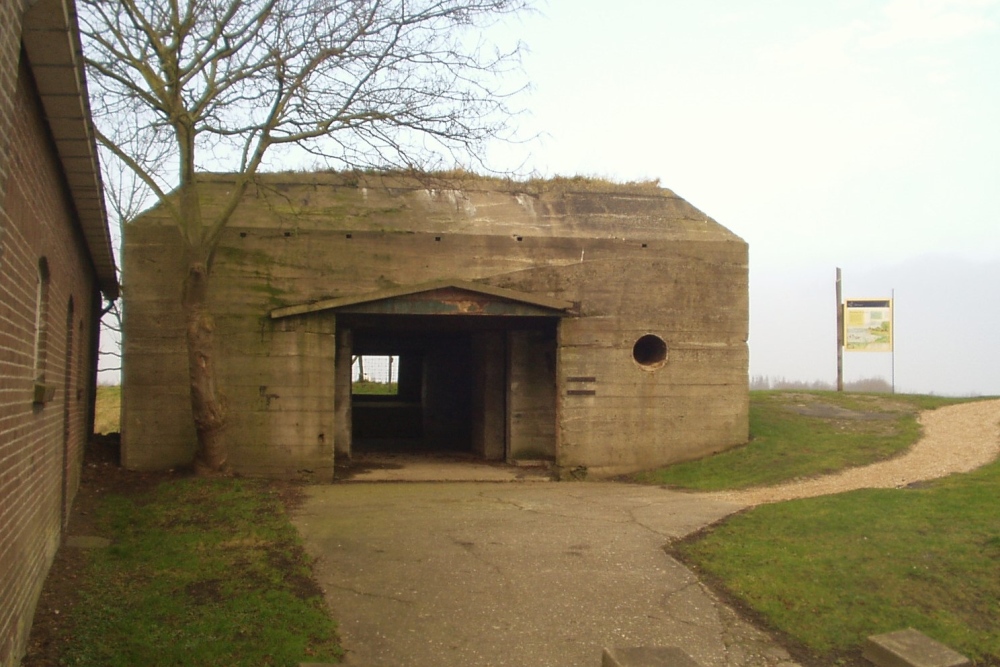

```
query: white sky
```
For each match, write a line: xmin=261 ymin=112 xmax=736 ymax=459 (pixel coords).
xmin=485 ymin=0 xmax=1000 ymax=396
xmin=100 ymin=1 xmax=999 ymax=395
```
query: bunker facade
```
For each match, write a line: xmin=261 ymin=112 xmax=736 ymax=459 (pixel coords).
xmin=122 ymin=173 xmax=748 ymax=479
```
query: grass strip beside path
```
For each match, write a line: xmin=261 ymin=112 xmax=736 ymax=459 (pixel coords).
xmin=634 ymin=391 xmax=982 ymax=491
xmin=66 ymin=477 xmax=341 ymax=667
xmin=676 ymin=458 xmax=1000 ymax=664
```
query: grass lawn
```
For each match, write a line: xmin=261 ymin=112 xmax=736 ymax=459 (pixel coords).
xmin=352 ymin=380 xmax=399 ymax=395
xmin=670 ymin=391 xmax=1000 ymax=665
xmin=94 ymin=384 xmax=121 ymax=434
xmin=633 ymin=391 xmax=983 ymax=490
xmin=61 ymin=476 xmax=342 ymax=666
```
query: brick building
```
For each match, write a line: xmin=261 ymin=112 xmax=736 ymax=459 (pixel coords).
xmin=0 ymin=0 xmax=118 ymax=664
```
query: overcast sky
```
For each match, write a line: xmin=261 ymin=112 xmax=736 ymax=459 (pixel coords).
xmin=100 ymin=1 xmax=999 ymax=395
xmin=486 ymin=0 xmax=1000 ymax=396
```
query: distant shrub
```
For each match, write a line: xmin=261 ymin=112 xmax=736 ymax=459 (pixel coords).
xmin=749 ymin=375 xmax=893 ymax=393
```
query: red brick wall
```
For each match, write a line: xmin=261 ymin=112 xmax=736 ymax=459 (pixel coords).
xmin=0 ymin=53 xmax=102 ymax=667
xmin=0 ymin=0 xmax=27 ymax=220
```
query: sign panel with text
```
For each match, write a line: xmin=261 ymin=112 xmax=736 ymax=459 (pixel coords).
xmin=844 ymin=299 xmax=893 ymax=352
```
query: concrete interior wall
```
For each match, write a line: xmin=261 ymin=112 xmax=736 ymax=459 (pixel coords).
xmin=333 ymin=325 xmax=352 ymax=458
xmin=421 ymin=336 xmax=473 ymax=451
xmin=470 ymin=331 xmax=506 ymax=460
xmin=508 ymin=329 xmax=558 ymax=461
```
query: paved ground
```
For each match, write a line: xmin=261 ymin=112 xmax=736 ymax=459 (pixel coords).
xmin=295 ymin=400 xmax=1000 ymax=666
xmin=293 ymin=482 xmax=800 ymax=667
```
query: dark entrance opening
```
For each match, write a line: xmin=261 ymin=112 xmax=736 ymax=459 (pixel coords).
xmin=350 ymin=329 xmax=472 ymax=453
xmin=297 ymin=281 xmax=572 ymax=464
xmin=341 ymin=313 xmax=556 ymax=460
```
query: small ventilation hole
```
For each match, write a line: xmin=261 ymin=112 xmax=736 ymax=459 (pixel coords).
xmin=632 ymin=334 xmax=668 ymax=369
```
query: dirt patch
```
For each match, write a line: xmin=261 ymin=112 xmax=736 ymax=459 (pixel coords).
xmin=784 ymin=403 xmax=897 ymax=420
xmin=779 ymin=392 xmax=916 ymax=421
xmin=21 ymin=434 xmax=174 ymax=666
xmin=334 ymin=454 xmax=406 ymax=480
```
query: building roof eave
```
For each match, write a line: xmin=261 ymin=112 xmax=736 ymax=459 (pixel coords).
xmin=22 ymin=0 xmax=119 ymax=300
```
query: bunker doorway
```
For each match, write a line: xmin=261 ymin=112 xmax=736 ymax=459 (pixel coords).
xmin=268 ymin=281 xmax=573 ymax=464
xmin=338 ymin=314 xmax=559 ymax=462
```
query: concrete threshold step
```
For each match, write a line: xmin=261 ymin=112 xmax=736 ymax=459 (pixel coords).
xmin=863 ymin=629 xmax=970 ymax=667
xmin=603 ymin=646 xmax=701 ymax=667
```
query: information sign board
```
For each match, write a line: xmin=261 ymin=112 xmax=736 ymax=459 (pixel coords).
xmin=844 ymin=299 xmax=893 ymax=352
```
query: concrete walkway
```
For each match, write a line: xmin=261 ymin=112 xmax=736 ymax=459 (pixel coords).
xmin=293 ymin=482 xmax=800 ymax=667
xmin=293 ymin=402 xmax=1000 ymax=665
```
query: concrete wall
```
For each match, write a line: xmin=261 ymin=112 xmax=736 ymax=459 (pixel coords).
xmin=470 ymin=331 xmax=505 ymax=460
xmin=0 ymin=55 xmax=102 ymax=667
xmin=549 ymin=243 xmax=749 ymax=477
xmin=123 ymin=174 xmax=748 ymax=479
xmin=508 ymin=329 xmax=557 ymax=461
xmin=121 ymin=222 xmax=337 ymax=477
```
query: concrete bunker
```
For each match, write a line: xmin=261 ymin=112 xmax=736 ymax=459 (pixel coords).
xmin=121 ymin=172 xmax=749 ymax=479
xmin=271 ymin=281 xmax=569 ymax=461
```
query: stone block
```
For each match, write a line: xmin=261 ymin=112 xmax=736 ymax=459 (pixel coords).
xmin=602 ymin=646 xmax=701 ymax=667
xmin=863 ymin=629 xmax=970 ymax=667
xmin=66 ymin=535 xmax=111 ymax=549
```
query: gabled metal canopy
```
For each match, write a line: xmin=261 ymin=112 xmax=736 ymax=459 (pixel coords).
xmin=270 ymin=280 xmax=574 ymax=320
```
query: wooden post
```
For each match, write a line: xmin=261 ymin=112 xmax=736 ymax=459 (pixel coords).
xmin=836 ymin=267 xmax=844 ymax=392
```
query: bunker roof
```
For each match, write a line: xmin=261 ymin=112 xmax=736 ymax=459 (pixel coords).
xmin=138 ymin=171 xmax=745 ymax=245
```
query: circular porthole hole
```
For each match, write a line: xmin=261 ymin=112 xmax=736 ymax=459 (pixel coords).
xmin=632 ymin=334 xmax=668 ymax=369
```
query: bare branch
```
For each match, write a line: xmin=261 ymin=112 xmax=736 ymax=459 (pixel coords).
xmin=79 ymin=0 xmax=532 ymax=467
xmin=93 ymin=128 xmax=180 ymax=222
xmin=82 ymin=0 xmax=529 ymax=186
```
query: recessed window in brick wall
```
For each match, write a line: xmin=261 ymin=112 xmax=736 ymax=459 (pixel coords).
xmin=33 ymin=258 xmax=51 ymax=400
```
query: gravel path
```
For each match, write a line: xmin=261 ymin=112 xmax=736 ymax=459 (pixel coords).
xmin=707 ymin=398 xmax=1000 ymax=507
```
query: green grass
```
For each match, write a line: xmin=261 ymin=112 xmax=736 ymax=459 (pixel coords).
xmin=64 ymin=478 xmax=341 ymax=666
xmin=633 ymin=391 xmax=985 ymax=490
xmin=677 ymin=459 xmax=1000 ymax=663
xmin=352 ymin=380 xmax=398 ymax=395
xmin=665 ymin=391 xmax=1000 ymax=664
xmin=94 ymin=384 xmax=121 ymax=434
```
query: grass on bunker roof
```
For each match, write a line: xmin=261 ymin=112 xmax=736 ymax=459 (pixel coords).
xmin=665 ymin=391 xmax=1000 ymax=666
xmin=24 ymin=452 xmax=342 ymax=667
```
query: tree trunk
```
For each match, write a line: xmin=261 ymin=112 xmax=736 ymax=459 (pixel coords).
xmin=183 ymin=258 xmax=227 ymax=474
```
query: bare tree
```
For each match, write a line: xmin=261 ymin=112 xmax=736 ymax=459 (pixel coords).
xmin=79 ymin=0 xmax=529 ymax=473
xmin=97 ymin=149 xmax=156 ymax=384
